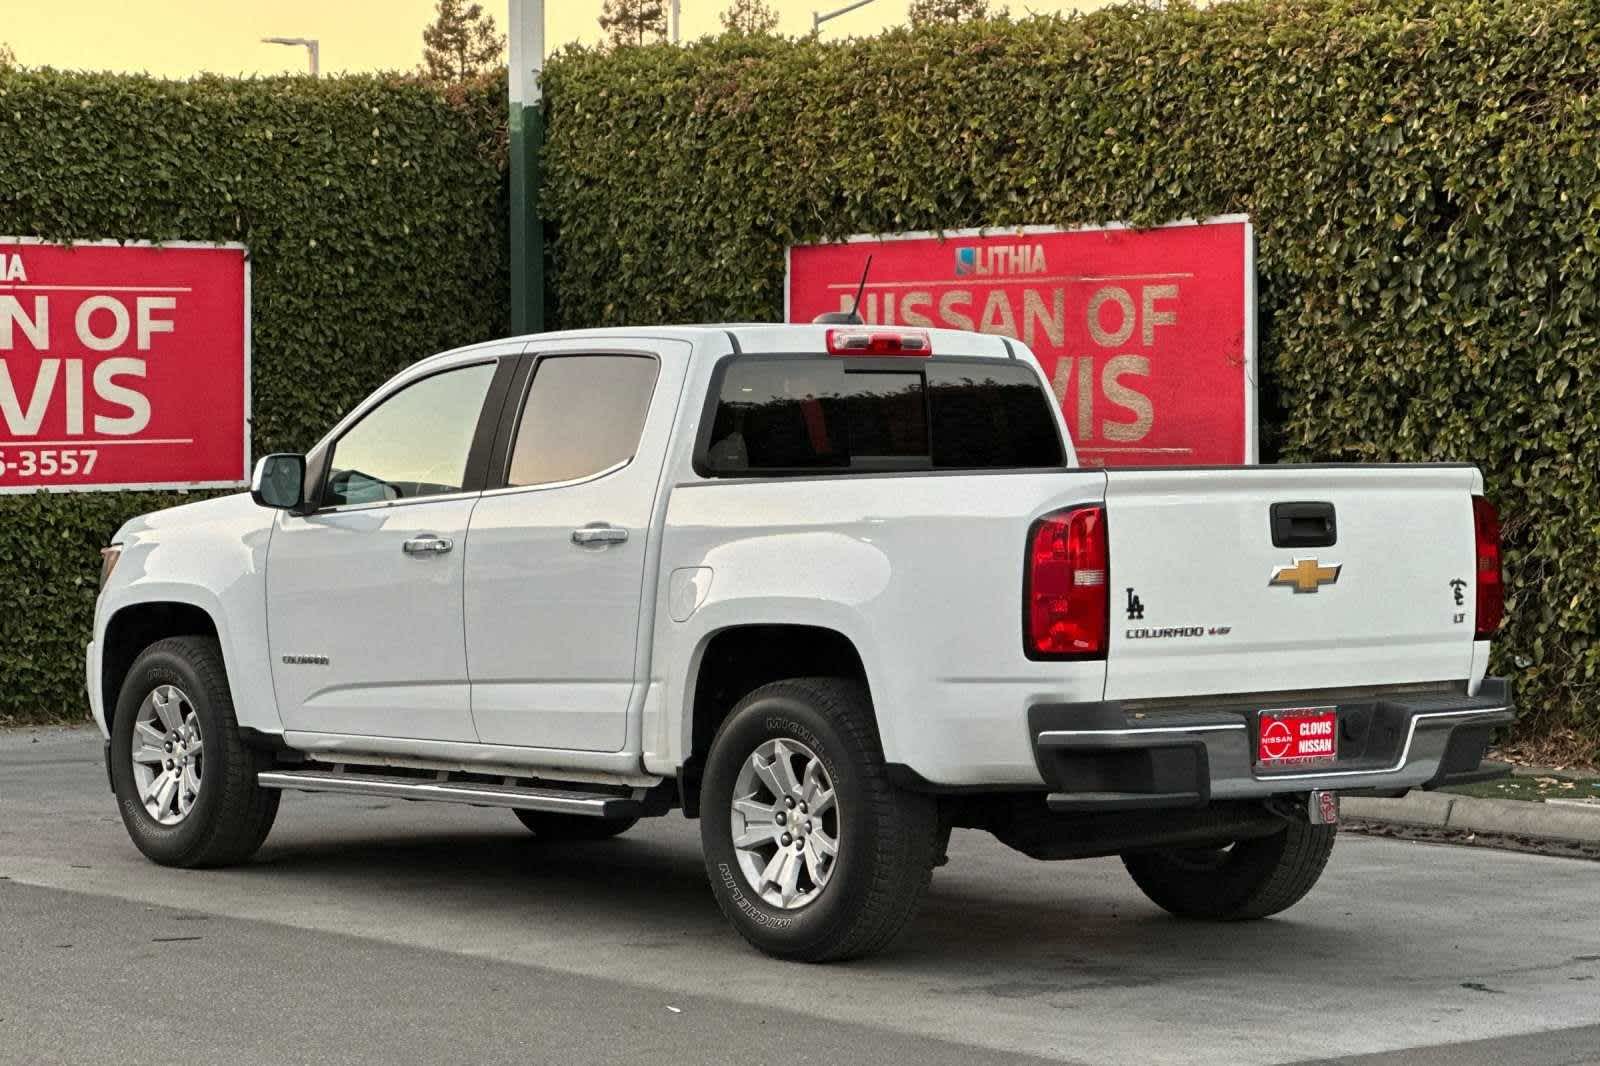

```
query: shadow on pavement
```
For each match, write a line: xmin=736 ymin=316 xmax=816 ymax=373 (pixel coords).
xmin=231 ymin=817 xmax=1370 ymax=983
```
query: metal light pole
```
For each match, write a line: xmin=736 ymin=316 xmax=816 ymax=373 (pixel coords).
xmin=509 ymin=0 xmax=545 ymax=334
xmin=671 ymin=0 xmax=682 ymax=43
xmin=812 ymin=0 xmax=877 ymax=33
xmin=261 ymin=36 xmax=320 ymax=76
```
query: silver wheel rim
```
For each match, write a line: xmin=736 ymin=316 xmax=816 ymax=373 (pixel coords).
xmin=130 ymin=684 xmax=204 ymax=826
xmin=730 ymin=738 xmax=839 ymax=909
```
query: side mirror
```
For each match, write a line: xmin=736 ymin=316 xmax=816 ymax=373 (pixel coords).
xmin=251 ymin=453 xmax=306 ymax=511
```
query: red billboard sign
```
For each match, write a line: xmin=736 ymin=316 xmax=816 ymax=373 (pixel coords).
xmin=786 ymin=218 xmax=1255 ymax=466
xmin=0 ymin=239 xmax=249 ymax=492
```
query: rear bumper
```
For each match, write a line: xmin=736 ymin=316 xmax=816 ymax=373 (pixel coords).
xmin=1030 ymin=678 xmax=1514 ymax=813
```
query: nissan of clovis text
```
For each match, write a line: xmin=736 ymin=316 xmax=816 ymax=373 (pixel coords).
xmin=87 ymin=324 xmax=1512 ymax=961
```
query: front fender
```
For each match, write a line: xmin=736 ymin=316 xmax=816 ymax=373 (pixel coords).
xmin=93 ymin=493 xmax=279 ymax=735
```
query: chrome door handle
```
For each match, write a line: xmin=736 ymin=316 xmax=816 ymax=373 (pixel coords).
xmin=571 ymin=525 xmax=628 ymax=546
xmin=402 ymin=536 xmax=454 ymax=555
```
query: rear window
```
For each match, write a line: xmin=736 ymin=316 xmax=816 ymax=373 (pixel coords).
xmin=698 ymin=356 xmax=1064 ymax=476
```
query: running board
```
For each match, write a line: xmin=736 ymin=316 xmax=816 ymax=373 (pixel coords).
xmin=256 ymin=769 xmax=641 ymax=818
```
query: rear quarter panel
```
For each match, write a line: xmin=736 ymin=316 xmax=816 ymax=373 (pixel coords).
xmin=647 ymin=471 xmax=1108 ymax=786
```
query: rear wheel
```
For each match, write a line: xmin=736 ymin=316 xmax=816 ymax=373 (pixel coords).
xmin=109 ymin=636 xmax=279 ymax=868
xmin=700 ymin=677 xmax=939 ymax=962
xmin=513 ymin=810 xmax=638 ymax=841
xmin=1122 ymin=819 xmax=1336 ymax=920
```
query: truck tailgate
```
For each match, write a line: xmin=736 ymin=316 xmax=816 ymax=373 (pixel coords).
xmin=1102 ymin=465 xmax=1482 ymax=701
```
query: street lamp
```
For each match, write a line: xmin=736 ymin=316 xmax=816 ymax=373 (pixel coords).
xmin=261 ymin=36 xmax=320 ymax=77
xmin=813 ymin=0 xmax=877 ymax=33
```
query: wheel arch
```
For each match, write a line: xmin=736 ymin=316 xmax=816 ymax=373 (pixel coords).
xmin=679 ymin=623 xmax=872 ymax=817
xmin=101 ymin=600 xmax=221 ymax=736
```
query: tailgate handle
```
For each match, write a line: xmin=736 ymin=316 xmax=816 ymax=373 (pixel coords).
xmin=1271 ymin=502 xmax=1337 ymax=548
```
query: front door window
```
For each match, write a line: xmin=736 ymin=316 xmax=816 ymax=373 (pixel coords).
xmin=323 ymin=362 xmax=496 ymax=507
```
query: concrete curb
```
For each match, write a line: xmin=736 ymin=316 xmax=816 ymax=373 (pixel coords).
xmin=1343 ymin=792 xmax=1600 ymax=844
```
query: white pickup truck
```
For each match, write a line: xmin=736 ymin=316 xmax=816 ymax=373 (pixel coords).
xmin=89 ymin=324 xmax=1512 ymax=961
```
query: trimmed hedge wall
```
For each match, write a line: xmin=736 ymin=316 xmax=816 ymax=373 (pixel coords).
xmin=0 ymin=71 xmax=509 ymax=720
xmin=540 ymin=0 xmax=1600 ymax=754
xmin=4 ymin=0 xmax=1598 ymax=756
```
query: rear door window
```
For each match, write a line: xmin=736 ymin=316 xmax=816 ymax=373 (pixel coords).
xmin=506 ymin=354 xmax=659 ymax=487
xmin=699 ymin=356 xmax=1064 ymax=476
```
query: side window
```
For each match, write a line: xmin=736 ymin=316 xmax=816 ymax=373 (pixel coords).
xmin=323 ymin=362 xmax=496 ymax=508
xmin=506 ymin=355 xmax=659 ymax=487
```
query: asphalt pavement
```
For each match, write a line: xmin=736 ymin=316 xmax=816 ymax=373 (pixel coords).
xmin=4 ymin=726 xmax=1600 ymax=1066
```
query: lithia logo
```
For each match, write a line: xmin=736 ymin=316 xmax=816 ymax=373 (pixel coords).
xmin=954 ymin=242 xmax=1047 ymax=278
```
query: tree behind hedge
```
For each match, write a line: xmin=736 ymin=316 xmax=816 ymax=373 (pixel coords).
xmin=600 ymin=0 xmax=669 ymax=47
xmin=908 ymin=0 xmax=997 ymax=25
xmin=721 ymin=0 xmax=780 ymax=36
xmin=421 ymin=0 xmax=507 ymax=81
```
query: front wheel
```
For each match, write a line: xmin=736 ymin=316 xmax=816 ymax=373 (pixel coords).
xmin=109 ymin=636 xmax=279 ymax=868
xmin=1122 ymin=819 xmax=1336 ymax=921
xmin=699 ymin=678 xmax=939 ymax=962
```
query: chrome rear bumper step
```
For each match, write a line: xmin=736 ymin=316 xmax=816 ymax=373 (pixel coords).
xmin=257 ymin=769 xmax=640 ymax=818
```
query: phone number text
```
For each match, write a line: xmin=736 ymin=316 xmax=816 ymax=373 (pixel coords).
xmin=0 ymin=449 xmax=101 ymax=479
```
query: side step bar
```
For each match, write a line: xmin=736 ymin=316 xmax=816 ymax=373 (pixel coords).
xmin=257 ymin=769 xmax=642 ymax=819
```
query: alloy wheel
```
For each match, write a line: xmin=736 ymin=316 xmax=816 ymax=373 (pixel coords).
xmin=129 ymin=684 xmax=204 ymax=826
xmin=729 ymin=738 xmax=840 ymax=909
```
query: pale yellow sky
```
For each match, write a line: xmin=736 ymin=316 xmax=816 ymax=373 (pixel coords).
xmin=0 ymin=0 xmax=1104 ymax=78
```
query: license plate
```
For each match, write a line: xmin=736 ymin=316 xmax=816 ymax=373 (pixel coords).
xmin=1257 ymin=707 xmax=1338 ymax=768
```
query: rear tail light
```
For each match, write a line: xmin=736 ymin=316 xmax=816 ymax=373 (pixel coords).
xmin=826 ymin=328 xmax=932 ymax=357
xmin=1472 ymin=495 xmax=1503 ymax=640
xmin=1025 ymin=505 xmax=1108 ymax=659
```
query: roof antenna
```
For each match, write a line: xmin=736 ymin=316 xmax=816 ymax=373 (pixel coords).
xmin=812 ymin=255 xmax=872 ymax=325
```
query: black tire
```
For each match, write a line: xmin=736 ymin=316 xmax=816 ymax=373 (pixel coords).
xmin=699 ymin=677 xmax=939 ymax=962
xmin=513 ymin=810 xmax=639 ymax=841
xmin=109 ymin=636 xmax=279 ymax=868
xmin=1122 ymin=820 xmax=1336 ymax=921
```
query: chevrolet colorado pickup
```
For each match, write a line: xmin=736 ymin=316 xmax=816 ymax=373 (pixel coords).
xmin=89 ymin=324 xmax=1512 ymax=961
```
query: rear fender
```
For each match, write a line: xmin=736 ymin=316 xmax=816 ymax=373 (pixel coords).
xmin=674 ymin=598 xmax=882 ymax=769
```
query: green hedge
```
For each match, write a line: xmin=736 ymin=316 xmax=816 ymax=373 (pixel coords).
xmin=540 ymin=0 xmax=1600 ymax=754
xmin=5 ymin=0 xmax=1599 ymax=756
xmin=0 ymin=71 xmax=509 ymax=720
